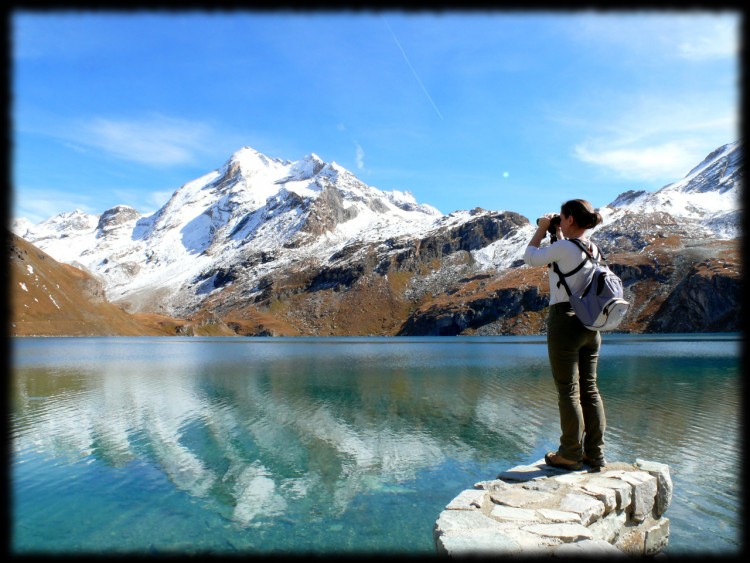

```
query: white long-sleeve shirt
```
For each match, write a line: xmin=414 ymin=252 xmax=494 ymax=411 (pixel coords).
xmin=523 ymin=238 xmax=598 ymax=305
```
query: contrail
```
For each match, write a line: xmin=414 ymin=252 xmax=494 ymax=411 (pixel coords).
xmin=382 ymin=17 xmax=444 ymax=121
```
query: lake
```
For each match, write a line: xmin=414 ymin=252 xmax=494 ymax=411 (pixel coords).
xmin=10 ymin=334 xmax=741 ymax=555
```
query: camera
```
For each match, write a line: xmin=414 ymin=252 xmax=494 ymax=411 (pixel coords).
xmin=536 ymin=214 xmax=561 ymax=236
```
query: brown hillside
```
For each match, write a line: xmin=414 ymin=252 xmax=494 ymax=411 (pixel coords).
xmin=8 ymin=232 xmax=179 ymax=336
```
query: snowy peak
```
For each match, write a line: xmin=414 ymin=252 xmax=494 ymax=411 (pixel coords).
xmin=280 ymin=153 xmax=327 ymax=183
xmin=11 ymin=217 xmax=34 ymax=239
xmin=224 ymin=146 xmax=290 ymax=175
xmin=610 ymin=141 xmax=740 ymax=207
xmin=97 ymin=205 xmax=140 ymax=232
xmin=13 ymin=141 xmax=739 ymax=321
xmin=680 ymin=141 xmax=740 ymax=193
xmin=605 ymin=141 xmax=741 ymax=237
xmin=12 ymin=145 xmax=450 ymax=314
xmin=33 ymin=209 xmax=99 ymax=239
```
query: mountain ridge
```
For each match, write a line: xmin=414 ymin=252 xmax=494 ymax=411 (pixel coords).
xmin=11 ymin=140 xmax=741 ymax=336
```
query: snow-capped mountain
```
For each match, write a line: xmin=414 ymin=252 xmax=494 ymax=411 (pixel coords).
xmin=602 ymin=140 xmax=741 ymax=239
xmin=13 ymin=147 xmax=457 ymax=315
xmin=12 ymin=141 xmax=741 ymax=335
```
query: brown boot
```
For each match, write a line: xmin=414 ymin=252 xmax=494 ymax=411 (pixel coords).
xmin=544 ymin=452 xmax=583 ymax=471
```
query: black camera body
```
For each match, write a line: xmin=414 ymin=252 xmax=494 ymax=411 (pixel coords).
xmin=536 ymin=214 xmax=561 ymax=236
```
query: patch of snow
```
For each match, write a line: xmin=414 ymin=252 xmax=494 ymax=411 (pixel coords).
xmin=19 ymin=142 xmax=739 ymax=317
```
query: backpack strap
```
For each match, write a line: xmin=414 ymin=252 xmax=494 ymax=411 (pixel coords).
xmin=569 ymin=238 xmax=606 ymax=263
xmin=552 ymin=262 xmax=574 ymax=296
xmin=551 ymin=238 xmax=603 ymax=296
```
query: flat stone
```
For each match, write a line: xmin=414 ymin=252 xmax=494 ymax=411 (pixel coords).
xmin=553 ymin=538 xmax=627 ymax=557
xmin=634 ymin=459 xmax=669 ymax=474
xmin=490 ymin=504 xmax=539 ymax=522
xmin=495 ymin=526 xmax=560 ymax=552
xmin=587 ymin=508 xmax=627 ymax=543
xmin=474 ymin=479 xmax=510 ymax=492
xmin=497 ymin=461 xmax=556 ymax=482
xmin=436 ymin=529 xmax=522 ymax=556
xmin=644 ymin=516 xmax=670 ymax=555
xmin=434 ymin=508 xmax=504 ymax=536
xmin=523 ymin=522 xmax=594 ymax=543
xmin=537 ymin=508 xmax=581 ymax=523
xmin=490 ymin=487 xmax=552 ymax=508
xmin=636 ymin=459 xmax=673 ymax=517
xmin=579 ymin=482 xmax=617 ymax=512
xmin=553 ymin=472 xmax=588 ymax=485
xmin=558 ymin=492 xmax=605 ymax=526
xmin=619 ymin=471 xmax=657 ymax=522
xmin=604 ymin=463 xmax=637 ymax=473
xmin=522 ymin=479 xmax=562 ymax=492
xmin=445 ymin=488 xmax=487 ymax=511
xmin=586 ymin=476 xmax=633 ymax=510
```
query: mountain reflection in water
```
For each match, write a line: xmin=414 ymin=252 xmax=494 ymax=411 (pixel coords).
xmin=11 ymin=336 xmax=740 ymax=554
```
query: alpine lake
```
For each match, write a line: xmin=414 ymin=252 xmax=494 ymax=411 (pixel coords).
xmin=10 ymin=334 xmax=741 ymax=555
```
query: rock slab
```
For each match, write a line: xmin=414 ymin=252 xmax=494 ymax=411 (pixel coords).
xmin=434 ymin=458 xmax=672 ymax=556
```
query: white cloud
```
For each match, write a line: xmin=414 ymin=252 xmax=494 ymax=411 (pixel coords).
xmin=14 ymin=185 xmax=179 ymax=225
xmin=355 ymin=142 xmax=365 ymax=170
xmin=675 ymin=16 xmax=738 ymax=61
xmin=569 ymin=12 xmax=739 ymax=62
xmin=12 ymin=187 xmax=98 ymax=224
xmin=567 ymin=91 xmax=737 ymax=183
xmin=574 ymin=141 xmax=702 ymax=182
xmin=74 ymin=114 xmax=214 ymax=166
xmin=147 ymin=190 xmax=176 ymax=210
xmin=16 ymin=107 xmax=234 ymax=168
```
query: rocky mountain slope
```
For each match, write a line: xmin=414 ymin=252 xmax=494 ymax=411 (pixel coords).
xmin=398 ymin=142 xmax=742 ymax=335
xmin=8 ymin=232 xmax=186 ymax=336
xmin=11 ymin=141 xmax=741 ymax=336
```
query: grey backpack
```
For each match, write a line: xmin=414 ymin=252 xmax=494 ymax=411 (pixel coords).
xmin=552 ymin=239 xmax=630 ymax=331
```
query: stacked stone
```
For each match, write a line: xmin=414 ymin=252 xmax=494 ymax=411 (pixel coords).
xmin=434 ymin=458 xmax=672 ymax=556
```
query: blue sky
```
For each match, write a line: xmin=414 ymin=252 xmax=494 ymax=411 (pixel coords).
xmin=12 ymin=10 xmax=739 ymax=225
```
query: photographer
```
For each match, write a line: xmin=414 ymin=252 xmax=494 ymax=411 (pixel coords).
xmin=523 ymin=199 xmax=606 ymax=471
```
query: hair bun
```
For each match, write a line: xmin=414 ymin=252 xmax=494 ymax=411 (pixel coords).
xmin=589 ymin=211 xmax=602 ymax=229
xmin=562 ymin=199 xmax=601 ymax=229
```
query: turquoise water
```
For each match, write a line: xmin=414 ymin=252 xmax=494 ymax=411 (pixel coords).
xmin=10 ymin=335 xmax=741 ymax=555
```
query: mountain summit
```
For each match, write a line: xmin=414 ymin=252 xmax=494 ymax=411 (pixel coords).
xmin=15 ymin=147 xmax=445 ymax=315
xmin=606 ymin=140 xmax=740 ymax=239
xmin=13 ymin=142 xmax=741 ymax=335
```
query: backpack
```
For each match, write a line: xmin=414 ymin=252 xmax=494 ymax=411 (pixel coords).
xmin=552 ymin=239 xmax=630 ymax=331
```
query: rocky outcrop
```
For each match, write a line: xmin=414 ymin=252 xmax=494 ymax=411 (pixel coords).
xmin=397 ymin=283 xmax=547 ymax=336
xmin=96 ymin=205 xmax=140 ymax=237
xmin=299 ymin=185 xmax=359 ymax=237
xmin=646 ymin=255 xmax=741 ymax=332
xmin=398 ymin=237 xmax=740 ymax=336
xmin=593 ymin=211 xmax=686 ymax=254
xmin=434 ymin=458 xmax=672 ymax=556
xmin=376 ymin=210 xmax=527 ymax=274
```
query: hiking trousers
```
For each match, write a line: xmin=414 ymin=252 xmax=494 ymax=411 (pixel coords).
xmin=547 ymin=302 xmax=606 ymax=462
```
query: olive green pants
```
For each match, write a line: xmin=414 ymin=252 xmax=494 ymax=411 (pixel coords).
xmin=547 ymin=302 xmax=606 ymax=462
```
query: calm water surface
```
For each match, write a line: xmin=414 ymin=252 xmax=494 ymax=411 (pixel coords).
xmin=10 ymin=335 xmax=741 ymax=555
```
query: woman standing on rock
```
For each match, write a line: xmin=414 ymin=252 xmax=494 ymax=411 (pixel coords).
xmin=523 ymin=199 xmax=607 ymax=471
